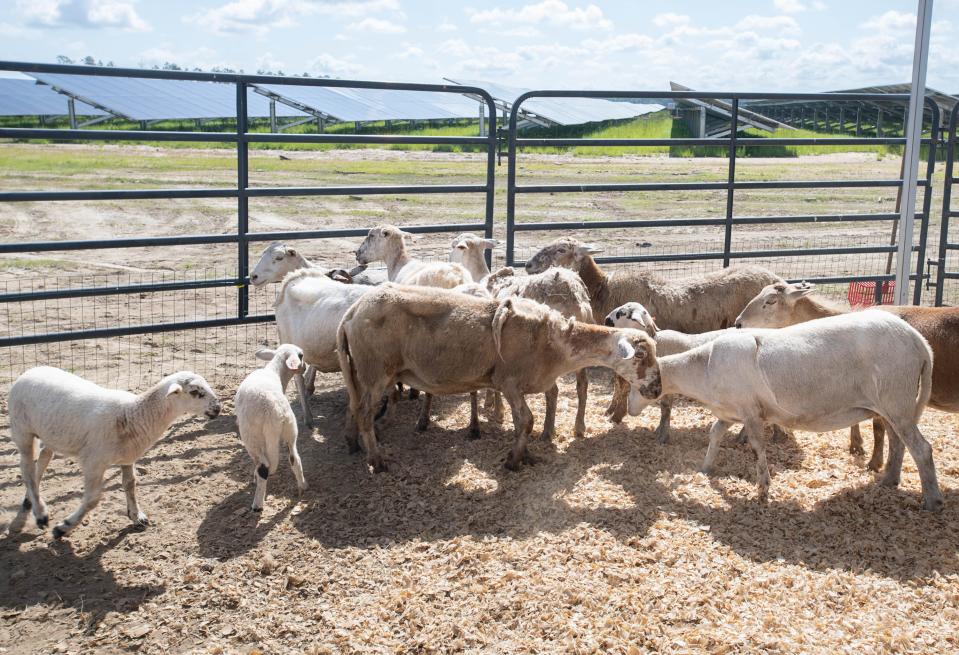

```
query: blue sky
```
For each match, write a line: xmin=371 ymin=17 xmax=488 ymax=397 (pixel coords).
xmin=2 ymin=0 xmax=959 ymax=91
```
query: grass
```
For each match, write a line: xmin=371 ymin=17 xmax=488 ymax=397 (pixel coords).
xmin=0 ymin=257 xmax=73 ymax=270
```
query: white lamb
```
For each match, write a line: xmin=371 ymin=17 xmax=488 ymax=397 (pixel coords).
xmin=7 ymin=367 xmax=221 ymax=539
xmin=235 ymin=344 xmax=309 ymax=511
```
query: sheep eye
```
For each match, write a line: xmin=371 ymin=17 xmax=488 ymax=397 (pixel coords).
xmin=190 ymin=389 xmax=204 ymax=398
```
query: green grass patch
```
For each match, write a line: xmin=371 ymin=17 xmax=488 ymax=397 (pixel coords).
xmin=0 ymin=257 xmax=73 ymax=270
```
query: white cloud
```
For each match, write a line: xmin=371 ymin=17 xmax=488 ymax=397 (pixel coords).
xmin=308 ymin=52 xmax=363 ymax=76
xmin=652 ymin=13 xmax=689 ymax=29
xmin=136 ymin=45 xmax=224 ymax=70
xmin=17 ymin=0 xmax=149 ymax=31
xmin=735 ymin=15 xmax=801 ymax=36
xmin=773 ymin=0 xmax=826 ymax=12
xmin=469 ymin=1 xmax=612 ymax=31
xmin=192 ymin=0 xmax=401 ymax=36
xmin=256 ymin=52 xmax=286 ymax=72
xmin=437 ymin=19 xmax=457 ymax=32
xmin=862 ymin=10 xmax=915 ymax=32
xmin=348 ymin=16 xmax=405 ymax=33
xmin=583 ymin=33 xmax=655 ymax=54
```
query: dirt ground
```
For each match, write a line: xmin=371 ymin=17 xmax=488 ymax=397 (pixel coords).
xmin=1 ymin=369 xmax=958 ymax=654
xmin=2 ymin=144 xmax=959 ymax=654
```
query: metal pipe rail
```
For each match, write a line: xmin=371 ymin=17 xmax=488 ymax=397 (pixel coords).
xmin=934 ymin=103 xmax=959 ymax=305
xmin=0 ymin=60 xmax=498 ymax=346
xmin=505 ymin=89 xmax=940 ymax=306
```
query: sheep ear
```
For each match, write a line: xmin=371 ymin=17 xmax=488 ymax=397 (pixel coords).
xmin=285 ymin=354 xmax=301 ymax=371
xmin=255 ymin=349 xmax=275 ymax=361
xmin=616 ymin=337 xmax=635 ymax=360
xmin=483 ymin=239 xmax=500 ymax=249
xmin=578 ymin=243 xmax=603 ymax=256
xmin=285 ymin=247 xmax=297 ymax=257
xmin=166 ymin=382 xmax=183 ymax=396
xmin=401 ymin=230 xmax=419 ymax=244
xmin=786 ymin=282 xmax=815 ymax=300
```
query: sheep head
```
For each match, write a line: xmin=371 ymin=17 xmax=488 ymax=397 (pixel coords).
xmin=525 ymin=237 xmax=602 ymax=274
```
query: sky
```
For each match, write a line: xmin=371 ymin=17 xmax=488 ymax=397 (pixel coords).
xmin=1 ymin=0 xmax=959 ymax=92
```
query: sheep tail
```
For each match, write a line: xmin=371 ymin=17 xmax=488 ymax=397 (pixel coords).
xmin=915 ymin=339 xmax=933 ymax=422
xmin=491 ymin=298 xmax=513 ymax=362
xmin=336 ymin=310 xmax=360 ymax=412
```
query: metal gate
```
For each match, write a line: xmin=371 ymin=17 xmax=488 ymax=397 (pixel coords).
xmin=506 ymin=90 xmax=940 ymax=304
xmin=934 ymin=103 xmax=959 ymax=306
xmin=0 ymin=61 xmax=498 ymax=348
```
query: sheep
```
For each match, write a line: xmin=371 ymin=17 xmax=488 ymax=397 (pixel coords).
xmin=735 ymin=281 xmax=959 ymax=471
xmin=525 ymin=237 xmax=783 ymax=421
xmin=604 ymin=302 xmax=789 ymax=444
xmin=272 ymin=268 xmax=370 ymax=428
xmin=7 ymin=367 xmax=221 ymax=538
xmin=629 ymin=309 xmax=941 ymax=510
xmin=450 ymin=232 xmax=500 ymax=283
xmin=355 ymin=224 xmax=472 ymax=287
xmin=336 ymin=284 xmax=661 ymax=472
xmin=249 ymin=241 xmax=386 ymax=287
xmin=235 ymin=344 xmax=309 ymax=511
xmin=486 ymin=266 xmax=595 ymax=440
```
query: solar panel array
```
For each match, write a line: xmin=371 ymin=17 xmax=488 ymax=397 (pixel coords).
xmin=0 ymin=78 xmax=105 ymax=117
xmin=448 ymin=78 xmax=664 ymax=126
xmin=254 ymin=83 xmax=482 ymax=121
xmin=26 ymin=73 xmax=305 ymax=120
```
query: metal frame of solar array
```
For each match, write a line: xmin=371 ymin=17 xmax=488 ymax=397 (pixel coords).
xmin=934 ymin=102 xmax=959 ymax=306
xmin=0 ymin=61 xmax=498 ymax=347
xmin=505 ymin=90 xmax=940 ymax=305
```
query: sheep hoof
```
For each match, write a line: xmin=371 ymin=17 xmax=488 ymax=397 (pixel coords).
xmin=756 ymin=490 xmax=769 ymax=504
xmin=923 ymin=496 xmax=945 ymax=512
xmin=21 ymin=497 xmax=31 ymax=511
xmin=415 ymin=418 xmax=429 ymax=432
xmin=574 ymin=429 xmax=585 ymax=440
xmin=369 ymin=456 xmax=388 ymax=473
xmin=467 ymin=426 xmax=481 ymax=441
xmin=297 ymin=481 xmax=308 ymax=493
xmin=849 ymin=445 xmax=865 ymax=455
xmin=880 ymin=473 xmax=901 ymax=488
xmin=346 ymin=440 xmax=361 ymax=455
xmin=540 ymin=430 xmax=553 ymax=443
xmin=51 ymin=525 xmax=67 ymax=540
xmin=656 ymin=429 xmax=669 ymax=445
xmin=699 ymin=466 xmax=713 ymax=477
xmin=132 ymin=513 xmax=150 ymax=527
xmin=36 ymin=514 xmax=49 ymax=529
xmin=866 ymin=456 xmax=883 ymax=472
xmin=504 ymin=451 xmax=536 ymax=471
xmin=250 ymin=505 xmax=263 ymax=513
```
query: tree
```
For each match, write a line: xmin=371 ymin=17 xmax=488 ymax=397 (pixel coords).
xmin=56 ymin=55 xmax=74 ymax=64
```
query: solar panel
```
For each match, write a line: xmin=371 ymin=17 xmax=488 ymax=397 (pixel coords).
xmin=0 ymin=78 xmax=105 ymax=116
xmin=255 ymin=83 xmax=482 ymax=121
xmin=448 ymin=78 xmax=663 ymax=126
xmin=26 ymin=73 xmax=305 ymax=120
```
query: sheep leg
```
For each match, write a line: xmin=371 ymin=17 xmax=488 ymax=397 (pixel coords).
xmin=415 ymin=393 xmax=433 ymax=432
xmin=485 ymin=389 xmax=505 ymax=423
xmin=294 ymin=372 xmax=314 ymax=429
xmin=654 ymin=398 xmax=672 ymax=445
xmin=357 ymin=384 xmax=390 ymax=473
xmin=744 ymin=418 xmax=771 ymax=503
xmin=881 ymin=428 xmax=906 ymax=488
xmin=541 ymin=384 xmax=558 ymax=442
xmin=605 ymin=374 xmax=628 ymax=424
xmin=35 ymin=445 xmax=54 ymax=483
xmin=467 ymin=392 xmax=481 ymax=440
xmin=15 ymin=436 xmax=48 ymax=529
xmin=504 ymin=391 xmax=535 ymax=470
xmin=408 ymin=387 xmax=420 ymax=400
xmin=849 ymin=422 xmax=864 ymax=455
xmin=53 ymin=463 xmax=107 ymax=539
xmin=285 ymin=424 xmax=308 ymax=493
xmin=343 ymin=410 xmax=361 ymax=454
xmin=574 ymin=369 xmax=588 ymax=439
xmin=251 ymin=437 xmax=281 ymax=512
xmin=700 ymin=420 xmax=732 ymax=475
xmin=866 ymin=418 xmax=885 ymax=472
xmin=304 ymin=365 xmax=317 ymax=396
xmin=121 ymin=465 xmax=149 ymax=526
xmin=887 ymin=420 xmax=943 ymax=511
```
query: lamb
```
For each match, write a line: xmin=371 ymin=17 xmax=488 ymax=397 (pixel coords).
xmin=450 ymin=232 xmax=499 ymax=283
xmin=486 ymin=266 xmax=595 ymax=440
xmin=7 ymin=367 xmax=221 ymax=538
xmin=605 ymin=302 xmax=733 ymax=443
xmin=630 ymin=310 xmax=941 ymax=510
xmin=249 ymin=241 xmax=386 ymax=286
xmin=235 ymin=344 xmax=309 ymax=511
xmin=272 ymin=268 xmax=370 ymax=427
xmin=355 ymin=224 xmax=472 ymax=287
xmin=336 ymin=284 xmax=661 ymax=472
xmin=525 ymin=237 xmax=783 ymax=421
xmin=735 ymin=281 xmax=959 ymax=470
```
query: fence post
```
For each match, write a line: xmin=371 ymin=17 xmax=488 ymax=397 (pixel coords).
xmin=935 ymin=106 xmax=958 ymax=306
xmin=236 ymin=81 xmax=249 ymax=319
xmin=723 ymin=98 xmax=739 ymax=267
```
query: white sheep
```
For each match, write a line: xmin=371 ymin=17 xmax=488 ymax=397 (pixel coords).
xmin=249 ymin=241 xmax=386 ymax=287
xmin=7 ymin=367 xmax=221 ymax=538
xmin=355 ymin=224 xmax=472 ymax=287
xmin=235 ymin=344 xmax=309 ymax=511
xmin=450 ymin=232 xmax=500 ymax=283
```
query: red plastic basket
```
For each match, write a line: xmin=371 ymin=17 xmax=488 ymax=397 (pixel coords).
xmin=847 ymin=280 xmax=894 ymax=307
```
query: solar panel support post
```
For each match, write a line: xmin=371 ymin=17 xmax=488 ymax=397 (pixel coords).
xmin=479 ymin=102 xmax=486 ymax=137
xmin=723 ymin=99 xmax=739 ymax=267
xmin=877 ymin=109 xmax=883 ymax=138
xmin=895 ymin=0 xmax=934 ymax=306
xmin=236 ymin=82 xmax=250 ymax=319
xmin=67 ymin=98 xmax=76 ymax=129
xmin=839 ymin=106 xmax=845 ymax=133
xmin=269 ymin=99 xmax=277 ymax=133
